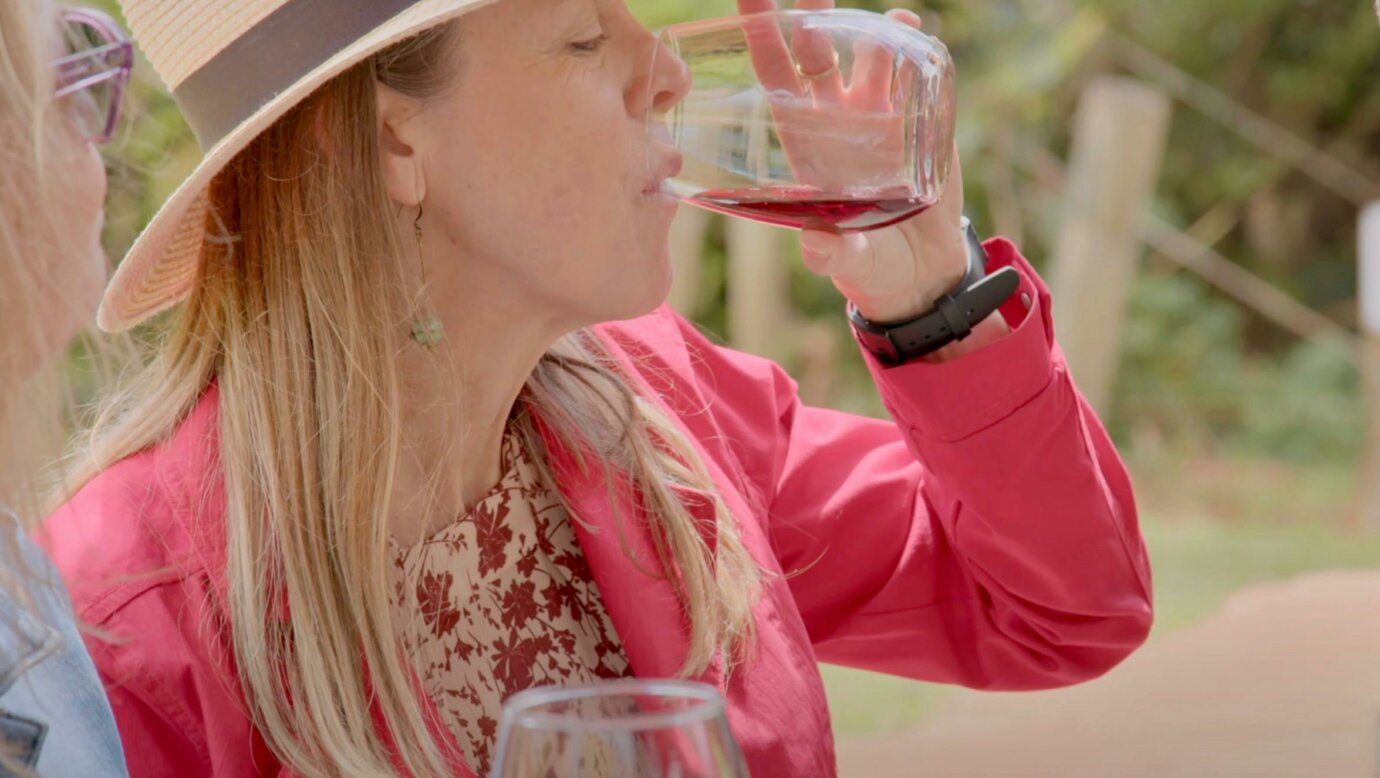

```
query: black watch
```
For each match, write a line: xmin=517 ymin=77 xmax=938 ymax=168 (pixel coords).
xmin=849 ymin=218 xmax=1021 ymax=365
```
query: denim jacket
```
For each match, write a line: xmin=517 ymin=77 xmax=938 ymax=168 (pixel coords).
xmin=0 ymin=511 xmax=126 ymax=777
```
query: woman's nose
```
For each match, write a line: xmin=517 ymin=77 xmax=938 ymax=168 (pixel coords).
xmin=650 ymin=42 xmax=692 ymax=114
xmin=631 ymin=36 xmax=692 ymax=117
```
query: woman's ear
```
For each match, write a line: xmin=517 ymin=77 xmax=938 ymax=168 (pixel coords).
xmin=377 ymin=83 xmax=427 ymax=207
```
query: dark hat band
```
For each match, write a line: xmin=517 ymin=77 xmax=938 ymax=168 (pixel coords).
xmin=174 ymin=0 xmax=419 ymax=149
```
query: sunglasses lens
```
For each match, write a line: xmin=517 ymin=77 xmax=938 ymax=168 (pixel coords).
xmin=61 ymin=75 xmax=116 ymax=141
xmin=55 ymin=16 xmax=127 ymax=142
xmin=62 ymin=17 xmax=109 ymax=58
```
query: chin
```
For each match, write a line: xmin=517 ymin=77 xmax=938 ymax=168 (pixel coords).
xmin=604 ymin=286 xmax=670 ymax=323
xmin=641 ymin=247 xmax=676 ymax=312
xmin=596 ymin=260 xmax=674 ymax=323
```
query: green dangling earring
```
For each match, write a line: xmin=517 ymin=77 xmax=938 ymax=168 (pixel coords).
xmin=411 ymin=204 xmax=444 ymax=347
xmin=412 ymin=318 xmax=445 ymax=347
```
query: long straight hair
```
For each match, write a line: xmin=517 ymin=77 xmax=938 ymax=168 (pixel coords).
xmin=1 ymin=2 xmax=104 ymax=774
xmin=0 ymin=0 xmax=69 ymax=519
xmin=73 ymin=24 xmax=763 ymax=778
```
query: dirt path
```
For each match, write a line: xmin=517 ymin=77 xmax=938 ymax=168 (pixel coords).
xmin=835 ymin=571 xmax=1380 ymax=778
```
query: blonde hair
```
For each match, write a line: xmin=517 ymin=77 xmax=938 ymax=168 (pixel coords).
xmin=0 ymin=0 xmax=69 ymax=519
xmin=75 ymin=24 xmax=762 ymax=778
xmin=1 ymin=2 xmax=101 ymax=774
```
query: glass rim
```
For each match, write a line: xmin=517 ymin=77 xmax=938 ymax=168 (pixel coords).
xmin=501 ymin=680 xmax=728 ymax=734
xmin=650 ymin=6 xmax=953 ymax=99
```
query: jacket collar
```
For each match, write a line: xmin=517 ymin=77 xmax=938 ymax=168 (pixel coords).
xmin=534 ymin=327 xmax=726 ymax=688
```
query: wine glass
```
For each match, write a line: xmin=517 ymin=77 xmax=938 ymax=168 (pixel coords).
xmin=648 ymin=9 xmax=956 ymax=233
xmin=488 ymin=680 xmax=749 ymax=778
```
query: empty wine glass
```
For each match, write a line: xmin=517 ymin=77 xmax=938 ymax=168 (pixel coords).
xmin=488 ymin=680 xmax=749 ymax=778
xmin=648 ymin=9 xmax=956 ymax=233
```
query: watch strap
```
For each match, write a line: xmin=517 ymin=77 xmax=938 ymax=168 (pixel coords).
xmin=849 ymin=221 xmax=1020 ymax=364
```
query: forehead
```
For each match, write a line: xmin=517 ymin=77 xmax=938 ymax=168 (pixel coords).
xmin=467 ymin=0 xmax=599 ymax=22
xmin=453 ymin=0 xmax=603 ymax=48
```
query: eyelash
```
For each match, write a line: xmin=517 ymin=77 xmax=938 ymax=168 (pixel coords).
xmin=570 ymin=33 xmax=611 ymax=54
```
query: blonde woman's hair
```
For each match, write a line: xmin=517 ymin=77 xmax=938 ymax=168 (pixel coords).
xmin=74 ymin=24 xmax=762 ymax=778
xmin=1 ymin=3 xmax=103 ymax=774
xmin=0 ymin=0 xmax=70 ymax=519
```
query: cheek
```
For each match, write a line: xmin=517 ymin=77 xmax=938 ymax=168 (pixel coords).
xmin=497 ymin=88 xmax=629 ymax=221
xmin=421 ymin=64 xmax=666 ymax=316
xmin=71 ymin=143 xmax=109 ymax=285
xmin=47 ymin=138 xmax=109 ymax=305
xmin=444 ymin=86 xmax=634 ymax=254
xmin=56 ymin=138 xmax=108 ymax=242
xmin=532 ymin=134 xmax=620 ymax=233
xmin=80 ymin=144 xmax=108 ymax=212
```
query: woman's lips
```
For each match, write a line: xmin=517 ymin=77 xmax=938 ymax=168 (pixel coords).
xmin=643 ymin=150 xmax=684 ymax=195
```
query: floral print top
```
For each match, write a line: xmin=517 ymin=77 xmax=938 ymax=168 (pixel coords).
xmin=390 ymin=430 xmax=631 ymax=774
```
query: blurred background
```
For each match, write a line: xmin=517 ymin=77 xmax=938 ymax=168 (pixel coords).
xmin=89 ymin=0 xmax=1380 ymax=775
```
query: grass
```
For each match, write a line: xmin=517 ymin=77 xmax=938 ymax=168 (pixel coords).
xmin=1141 ymin=515 xmax=1380 ymax=633
xmin=819 ymin=455 xmax=1380 ymax=738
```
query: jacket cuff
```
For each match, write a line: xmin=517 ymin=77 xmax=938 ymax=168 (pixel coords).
xmin=855 ymin=238 xmax=1059 ymax=443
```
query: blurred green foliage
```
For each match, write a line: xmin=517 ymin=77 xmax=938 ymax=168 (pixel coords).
xmin=1116 ymin=270 xmax=1363 ymax=463
xmin=94 ymin=0 xmax=1380 ymax=470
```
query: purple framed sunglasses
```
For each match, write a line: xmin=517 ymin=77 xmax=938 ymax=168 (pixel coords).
xmin=53 ymin=7 xmax=133 ymax=145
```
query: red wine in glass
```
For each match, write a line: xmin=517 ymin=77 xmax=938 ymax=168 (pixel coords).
xmin=687 ymin=186 xmax=934 ymax=232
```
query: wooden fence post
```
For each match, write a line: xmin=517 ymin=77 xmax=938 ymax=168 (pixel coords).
xmin=726 ymin=93 xmax=794 ymax=362
xmin=726 ymin=219 xmax=793 ymax=362
xmin=797 ymin=320 xmax=841 ymax=407
xmin=1049 ymin=76 xmax=1173 ymax=414
xmin=1359 ymin=202 xmax=1380 ymax=532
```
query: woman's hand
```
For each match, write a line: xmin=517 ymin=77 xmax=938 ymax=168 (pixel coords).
xmin=738 ymin=0 xmax=984 ymax=333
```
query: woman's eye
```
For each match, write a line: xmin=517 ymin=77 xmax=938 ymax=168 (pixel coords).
xmin=569 ymin=33 xmax=611 ymax=54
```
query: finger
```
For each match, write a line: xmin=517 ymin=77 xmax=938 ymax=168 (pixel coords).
xmin=799 ymin=229 xmax=846 ymax=276
xmin=904 ymin=145 xmax=965 ymax=235
xmin=744 ymin=10 xmax=803 ymax=97
xmin=792 ymin=0 xmax=846 ymax=102
xmin=937 ymin=143 xmax=964 ymax=218
xmin=849 ymin=38 xmax=894 ymax=111
xmin=855 ymin=9 xmax=921 ymax=111
xmin=888 ymin=18 xmax=928 ymax=117
xmin=738 ymin=0 xmax=778 ymax=13
xmin=800 ymin=229 xmax=874 ymax=280
xmin=887 ymin=8 xmax=923 ymax=29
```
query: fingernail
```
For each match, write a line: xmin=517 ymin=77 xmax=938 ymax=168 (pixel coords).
xmin=887 ymin=9 xmax=923 ymax=28
xmin=800 ymin=230 xmax=839 ymax=258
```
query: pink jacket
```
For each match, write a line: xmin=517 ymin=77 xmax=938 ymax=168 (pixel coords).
xmin=44 ymin=240 xmax=1152 ymax=777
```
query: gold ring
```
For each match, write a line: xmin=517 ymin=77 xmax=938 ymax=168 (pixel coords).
xmin=795 ymin=51 xmax=840 ymax=82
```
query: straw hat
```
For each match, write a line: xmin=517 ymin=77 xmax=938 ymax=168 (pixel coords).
xmin=98 ymin=0 xmax=499 ymax=332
